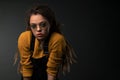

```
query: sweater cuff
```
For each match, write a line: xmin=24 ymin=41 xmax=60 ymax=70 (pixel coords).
xmin=47 ymin=67 xmax=58 ymax=77
xmin=23 ymin=69 xmax=33 ymax=77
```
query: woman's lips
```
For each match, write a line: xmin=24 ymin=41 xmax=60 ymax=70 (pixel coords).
xmin=36 ymin=33 xmax=43 ymax=37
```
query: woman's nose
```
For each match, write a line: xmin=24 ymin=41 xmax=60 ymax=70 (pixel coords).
xmin=36 ymin=25 xmax=42 ymax=31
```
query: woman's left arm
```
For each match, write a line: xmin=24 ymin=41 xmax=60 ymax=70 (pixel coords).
xmin=46 ymin=34 xmax=66 ymax=80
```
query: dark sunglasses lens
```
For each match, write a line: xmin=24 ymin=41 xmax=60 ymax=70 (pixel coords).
xmin=39 ymin=22 xmax=47 ymax=27
xmin=30 ymin=24 xmax=36 ymax=29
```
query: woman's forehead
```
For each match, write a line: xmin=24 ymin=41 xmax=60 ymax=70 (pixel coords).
xmin=30 ymin=14 xmax=48 ymax=23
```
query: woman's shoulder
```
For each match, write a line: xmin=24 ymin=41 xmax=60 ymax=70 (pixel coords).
xmin=20 ymin=30 xmax=31 ymax=36
xmin=50 ymin=32 xmax=65 ymax=40
xmin=49 ymin=32 xmax=66 ymax=44
xmin=18 ymin=30 xmax=32 ymax=41
xmin=19 ymin=30 xmax=31 ymax=37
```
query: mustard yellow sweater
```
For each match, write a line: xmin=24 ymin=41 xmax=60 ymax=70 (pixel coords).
xmin=18 ymin=31 xmax=66 ymax=77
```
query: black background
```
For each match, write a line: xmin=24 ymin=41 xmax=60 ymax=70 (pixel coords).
xmin=0 ymin=0 xmax=119 ymax=80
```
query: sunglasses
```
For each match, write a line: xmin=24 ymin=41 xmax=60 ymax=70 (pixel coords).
xmin=30 ymin=21 xmax=49 ymax=30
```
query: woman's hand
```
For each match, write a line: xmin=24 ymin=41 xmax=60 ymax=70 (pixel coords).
xmin=48 ymin=74 xmax=56 ymax=80
xmin=23 ymin=77 xmax=31 ymax=80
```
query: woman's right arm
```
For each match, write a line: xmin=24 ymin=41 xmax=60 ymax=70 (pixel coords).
xmin=18 ymin=31 xmax=33 ymax=78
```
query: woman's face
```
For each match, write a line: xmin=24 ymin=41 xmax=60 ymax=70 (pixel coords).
xmin=30 ymin=14 xmax=50 ymax=40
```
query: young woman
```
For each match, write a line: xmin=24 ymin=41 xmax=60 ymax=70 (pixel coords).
xmin=17 ymin=4 xmax=76 ymax=80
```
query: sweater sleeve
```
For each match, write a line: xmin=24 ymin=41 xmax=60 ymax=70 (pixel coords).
xmin=18 ymin=31 xmax=33 ymax=77
xmin=47 ymin=33 xmax=66 ymax=77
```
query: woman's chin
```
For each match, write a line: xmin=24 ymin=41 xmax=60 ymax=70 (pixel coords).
xmin=37 ymin=36 xmax=45 ymax=40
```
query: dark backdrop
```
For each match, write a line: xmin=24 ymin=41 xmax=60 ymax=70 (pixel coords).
xmin=0 ymin=0 xmax=118 ymax=80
